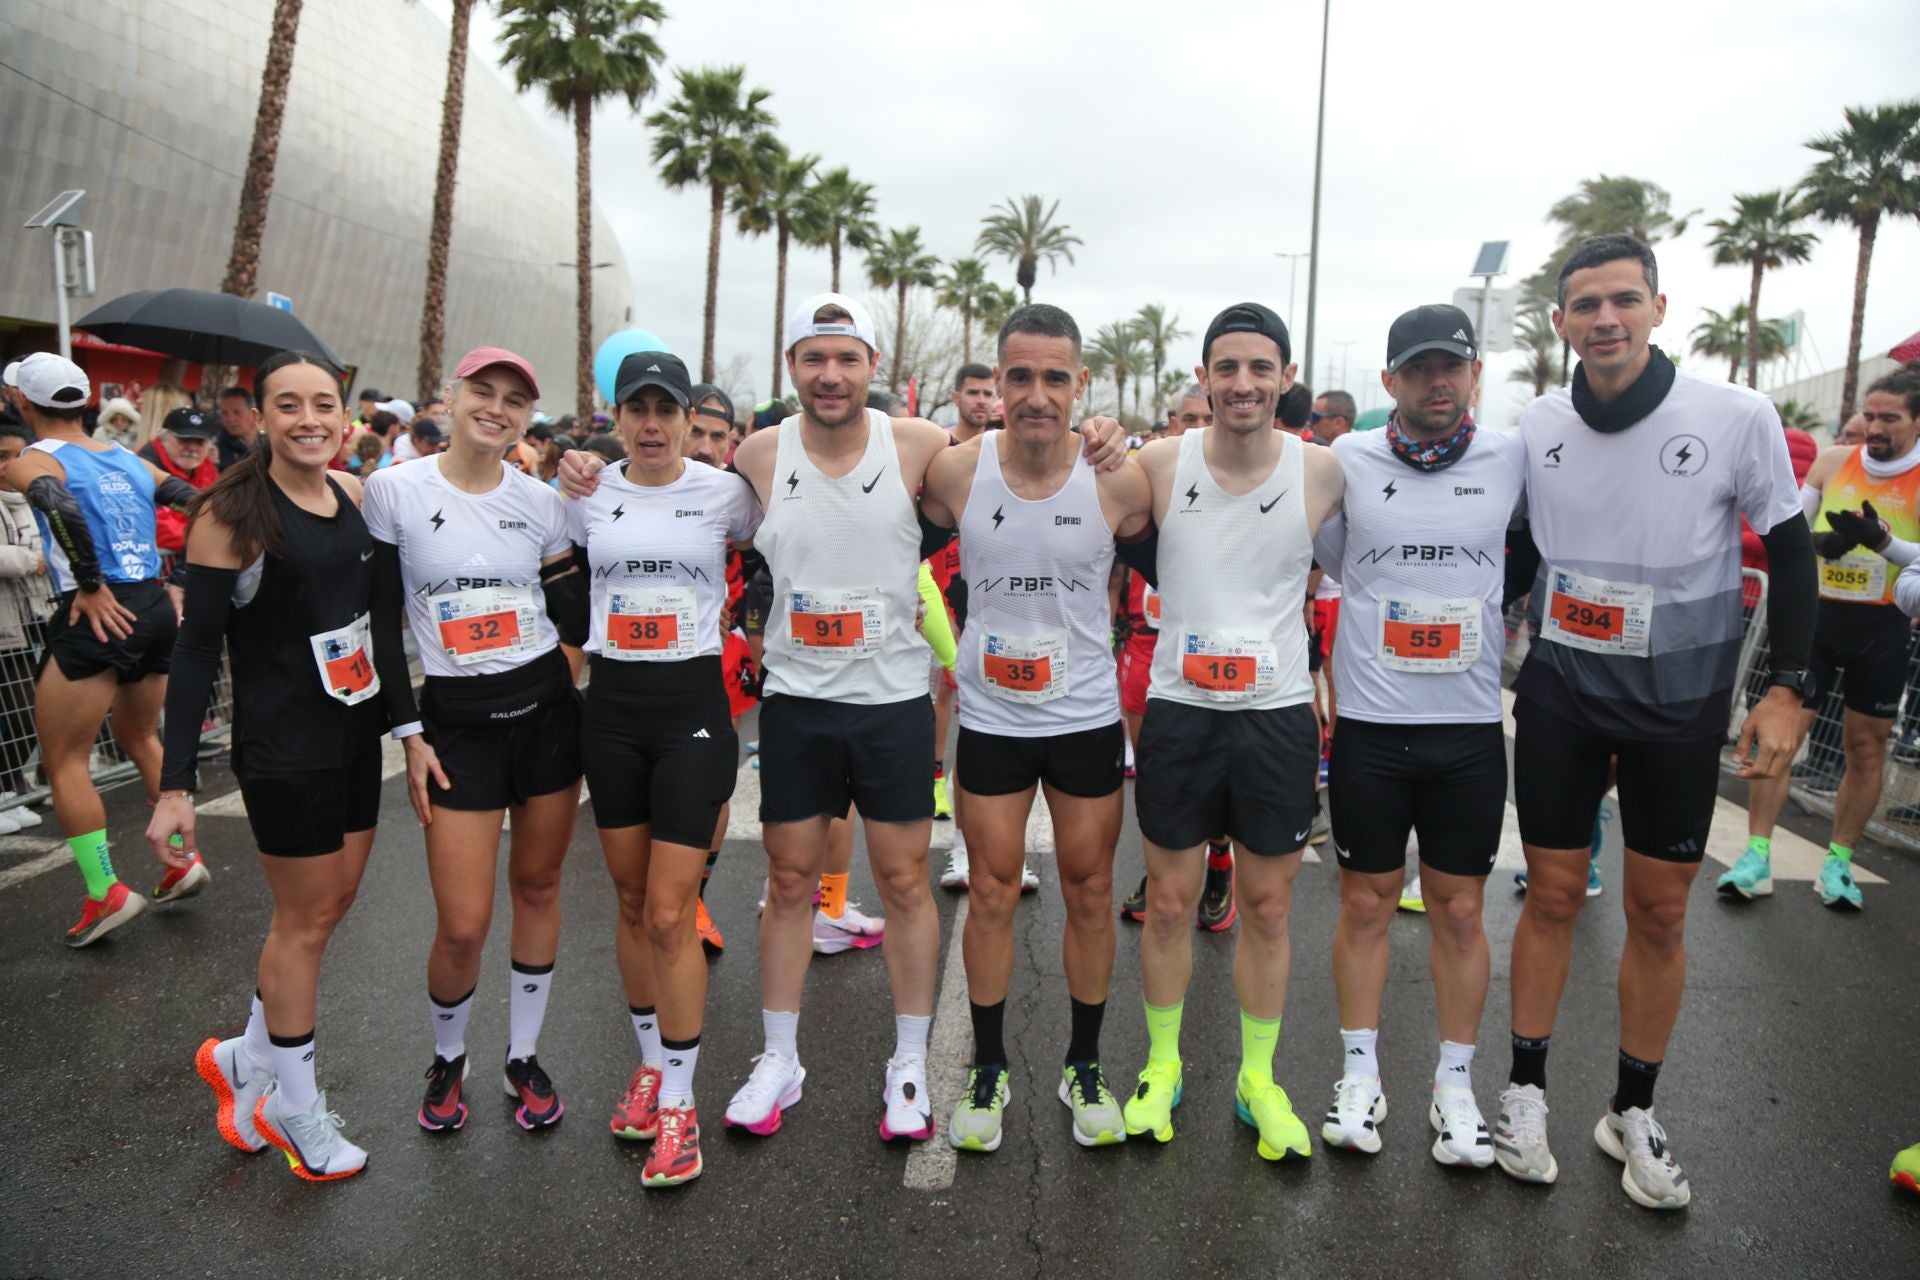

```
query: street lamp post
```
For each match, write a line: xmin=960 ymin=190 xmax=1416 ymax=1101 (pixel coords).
xmin=1302 ymin=0 xmax=1331 ymax=388
xmin=24 ymin=191 xmax=94 ymax=359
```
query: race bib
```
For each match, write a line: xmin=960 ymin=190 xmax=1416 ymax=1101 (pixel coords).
xmin=432 ymin=584 xmax=537 ymax=667
xmin=1819 ymin=550 xmax=1888 ymax=603
xmin=1141 ymin=586 xmax=1161 ymax=631
xmin=1542 ymin=566 xmax=1653 ymax=657
xmin=789 ymin=588 xmax=883 ymax=658
xmin=604 ymin=586 xmax=698 ymax=662
xmin=1377 ymin=597 xmax=1481 ymax=673
xmin=1178 ymin=629 xmax=1278 ymax=702
xmin=309 ymin=614 xmax=380 ymax=706
xmin=980 ymin=630 xmax=1069 ymax=704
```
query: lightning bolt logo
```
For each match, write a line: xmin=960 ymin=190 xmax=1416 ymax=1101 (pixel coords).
xmin=1382 ymin=480 xmax=1398 ymax=501
xmin=611 ymin=503 xmax=626 ymax=521
xmin=1184 ymin=483 xmax=1200 ymax=507
xmin=1674 ymin=443 xmax=1693 ymax=468
xmin=991 ymin=505 xmax=1005 ymax=531
xmin=785 ymin=470 xmax=799 ymax=495
xmin=429 ymin=508 xmax=445 ymax=532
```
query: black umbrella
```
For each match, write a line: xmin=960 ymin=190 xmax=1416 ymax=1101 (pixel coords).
xmin=75 ymin=287 xmax=341 ymax=368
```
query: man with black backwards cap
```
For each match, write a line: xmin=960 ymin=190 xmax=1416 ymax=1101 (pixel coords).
xmin=1310 ymin=304 xmax=1529 ymax=1171
xmin=5 ymin=353 xmax=224 ymax=947
xmin=1118 ymin=302 xmax=1344 ymax=1162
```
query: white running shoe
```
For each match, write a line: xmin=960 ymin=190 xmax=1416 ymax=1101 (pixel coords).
xmin=1429 ymin=1083 xmax=1495 ymax=1168
xmin=1493 ymin=1083 xmax=1558 ymax=1183
xmin=1595 ymin=1106 xmax=1692 ymax=1209
xmin=194 ymin=1035 xmax=270 ymax=1153
xmin=0 ymin=809 xmax=22 ymax=836
xmin=1321 ymin=1074 xmax=1386 ymax=1153
xmin=255 ymin=1088 xmax=368 ymax=1182
xmin=812 ymin=904 xmax=884 ymax=954
xmin=1020 ymin=862 xmax=1040 ymax=893
xmin=879 ymin=1055 xmax=934 ymax=1141
xmin=723 ymin=1052 xmax=805 ymax=1136
xmin=940 ymin=848 xmax=970 ymax=889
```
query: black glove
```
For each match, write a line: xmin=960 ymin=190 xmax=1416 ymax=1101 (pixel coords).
xmin=1824 ymin=500 xmax=1889 ymax=554
xmin=1812 ymin=529 xmax=1859 ymax=560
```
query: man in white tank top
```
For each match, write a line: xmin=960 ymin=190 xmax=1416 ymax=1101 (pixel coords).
xmin=1122 ymin=303 xmax=1345 ymax=1163
xmin=1308 ymin=306 xmax=1528 ymax=1170
xmin=917 ymin=304 xmax=1154 ymax=1153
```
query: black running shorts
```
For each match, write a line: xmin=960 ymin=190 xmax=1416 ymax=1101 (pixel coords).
xmin=420 ymin=649 xmax=583 ymax=811
xmin=235 ymin=731 xmax=383 ymax=857
xmin=1807 ymin=601 xmax=1911 ymax=719
xmin=1328 ymin=718 xmax=1506 ymax=878
xmin=40 ymin=579 xmax=175 ymax=685
xmin=583 ymin=656 xmax=738 ymax=847
xmin=956 ymin=721 xmax=1125 ymax=799
xmin=757 ymin=692 xmax=933 ymax=825
xmin=1512 ymin=696 xmax=1721 ymax=863
xmin=1135 ymin=698 xmax=1319 ymax=855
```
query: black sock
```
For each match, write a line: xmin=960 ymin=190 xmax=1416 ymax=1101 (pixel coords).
xmin=1510 ymin=1033 xmax=1550 ymax=1089
xmin=1066 ymin=997 xmax=1105 ymax=1065
xmin=970 ymin=1000 xmax=1007 ymax=1067
xmin=699 ymin=849 xmax=719 ymax=899
xmin=1613 ymin=1050 xmax=1661 ymax=1113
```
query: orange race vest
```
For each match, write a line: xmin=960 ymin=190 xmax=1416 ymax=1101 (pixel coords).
xmin=1815 ymin=448 xmax=1920 ymax=605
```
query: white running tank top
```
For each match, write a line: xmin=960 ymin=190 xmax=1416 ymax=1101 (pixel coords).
xmin=956 ymin=441 xmax=1119 ymax=736
xmin=1149 ymin=428 xmax=1313 ymax=710
xmin=754 ymin=411 xmax=928 ymax=703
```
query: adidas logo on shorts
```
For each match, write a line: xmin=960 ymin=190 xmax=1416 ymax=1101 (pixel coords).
xmin=692 ymin=728 xmax=711 ymax=739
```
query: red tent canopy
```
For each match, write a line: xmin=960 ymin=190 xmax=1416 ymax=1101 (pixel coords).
xmin=1891 ymin=329 xmax=1920 ymax=364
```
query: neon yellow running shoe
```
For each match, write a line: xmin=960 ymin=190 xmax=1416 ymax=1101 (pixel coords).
xmin=1058 ymin=1062 xmax=1126 ymax=1147
xmin=1893 ymin=1141 xmax=1920 ymax=1195
xmin=1236 ymin=1075 xmax=1311 ymax=1161
xmin=1123 ymin=1059 xmax=1183 ymax=1143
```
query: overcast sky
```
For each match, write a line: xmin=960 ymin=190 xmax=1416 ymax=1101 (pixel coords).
xmin=426 ymin=0 xmax=1920 ymax=428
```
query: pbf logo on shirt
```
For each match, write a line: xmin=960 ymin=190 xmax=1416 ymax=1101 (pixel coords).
xmin=1658 ymin=435 xmax=1709 ymax=477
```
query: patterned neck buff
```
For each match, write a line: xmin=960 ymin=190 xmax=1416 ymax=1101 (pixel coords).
xmin=1386 ymin=412 xmax=1475 ymax=473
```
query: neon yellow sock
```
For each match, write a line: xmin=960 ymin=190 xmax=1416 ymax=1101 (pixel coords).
xmin=1144 ymin=999 xmax=1183 ymax=1065
xmin=1747 ymin=835 xmax=1771 ymax=860
xmin=1239 ymin=1009 xmax=1281 ymax=1088
xmin=1830 ymin=842 xmax=1853 ymax=864
xmin=68 ymin=829 xmax=116 ymax=899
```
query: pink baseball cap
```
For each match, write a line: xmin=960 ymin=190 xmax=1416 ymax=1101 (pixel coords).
xmin=453 ymin=346 xmax=539 ymax=398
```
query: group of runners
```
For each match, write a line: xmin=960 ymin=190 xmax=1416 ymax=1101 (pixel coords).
xmin=20 ymin=228 xmax=1920 ymax=1201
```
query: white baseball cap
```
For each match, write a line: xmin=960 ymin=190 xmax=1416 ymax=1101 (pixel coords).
xmin=12 ymin=352 xmax=90 ymax=409
xmin=377 ymin=398 xmax=415 ymax=425
xmin=784 ymin=292 xmax=877 ymax=354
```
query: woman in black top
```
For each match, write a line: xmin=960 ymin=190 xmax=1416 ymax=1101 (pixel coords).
xmin=146 ymin=351 xmax=419 ymax=1184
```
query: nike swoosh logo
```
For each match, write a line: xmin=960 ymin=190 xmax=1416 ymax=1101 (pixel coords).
xmin=359 ymin=549 xmax=374 ymax=561
xmin=861 ymin=471 xmax=882 ymax=493
xmin=1259 ymin=490 xmax=1287 ymax=514
xmin=1294 ymin=829 xmax=1311 ymax=842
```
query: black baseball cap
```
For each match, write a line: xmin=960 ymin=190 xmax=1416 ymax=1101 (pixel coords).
xmin=615 ymin=352 xmax=692 ymax=408
xmin=1386 ymin=304 xmax=1478 ymax=373
xmin=689 ymin=382 xmax=735 ymax=423
xmin=358 ymin=387 xmax=383 ymax=401
xmin=1202 ymin=302 xmax=1292 ymax=366
xmin=412 ymin=418 xmax=445 ymax=444
xmin=162 ymin=406 xmax=219 ymax=440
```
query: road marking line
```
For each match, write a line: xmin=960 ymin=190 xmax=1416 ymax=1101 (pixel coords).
xmin=904 ymin=892 xmax=968 ymax=1191
xmin=0 ymin=848 xmax=69 ymax=892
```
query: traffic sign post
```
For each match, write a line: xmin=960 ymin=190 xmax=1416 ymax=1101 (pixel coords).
xmin=266 ymin=292 xmax=293 ymax=314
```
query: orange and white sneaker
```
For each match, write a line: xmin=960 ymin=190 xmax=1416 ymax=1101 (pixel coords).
xmin=194 ymin=1035 xmax=270 ymax=1152
xmin=642 ymin=1105 xmax=704 ymax=1187
xmin=154 ymin=852 xmax=212 ymax=903
xmin=611 ymin=1064 xmax=663 ymax=1140
xmin=254 ymin=1087 xmax=368 ymax=1182
xmin=696 ymin=899 xmax=724 ymax=956
xmin=64 ymin=882 xmax=146 ymax=948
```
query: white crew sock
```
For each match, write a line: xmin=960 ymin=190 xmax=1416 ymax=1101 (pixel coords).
xmin=763 ymin=1008 xmax=799 ymax=1060
xmin=270 ymin=1031 xmax=318 ymax=1113
xmin=1341 ymin=1027 xmax=1380 ymax=1080
xmin=952 ymin=824 xmax=969 ymax=857
xmin=894 ymin=1013 xmax=932 ymax=1062
xmin=243 ymin=991 xmax=273 ymax=1072
xmin=508 ymin=960 xmax=553 ymax=1062
xmin=430 ymin=986 xmax=474 ymax=1062
xmin=1435 ymin=1039 xmax=1476 ymax=1090
xmin=1125 ymin=736 xmax=1136 ymax=769
xmin=631 ymin=1005 xmax=663 ymax=1067
xmin=659 ymin=1036 xmax=701 ymax=1108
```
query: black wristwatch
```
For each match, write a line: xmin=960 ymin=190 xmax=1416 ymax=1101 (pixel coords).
xmin=1768 ymin=668 xmax=1812 ymax=696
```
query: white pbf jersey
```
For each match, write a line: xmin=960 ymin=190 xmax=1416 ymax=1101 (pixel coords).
xmin=361 ymin=455 xmax=571 ymax=679
xmin=753 ymin=411 xmax=928 ymax=704
xmin=565 ymin=459 xmax=761 ymax=661
xmin=1149 ymin=428 xmax=1313 ymax=711
xmin=1316 ymin=428 xmax=1527 ymax=724
xmin=956 ymin=441 xmax=1119 ymax=736
xmin=1516 ymin=368 xmax=1801 ymax=739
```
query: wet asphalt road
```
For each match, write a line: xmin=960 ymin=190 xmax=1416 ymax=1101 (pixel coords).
xmin=3 ymin=709 xmax=1919 ymax=1280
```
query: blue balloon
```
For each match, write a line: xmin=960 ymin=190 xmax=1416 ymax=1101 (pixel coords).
xmin=594 ymin=329 xmax=671 ymax=404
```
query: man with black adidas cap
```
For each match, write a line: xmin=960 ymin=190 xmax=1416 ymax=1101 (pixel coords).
xmin=1120 ymin=301 xmax=1344 ymax=1163
xmin=1312 ymin=303 xmax=1527 ymax=1171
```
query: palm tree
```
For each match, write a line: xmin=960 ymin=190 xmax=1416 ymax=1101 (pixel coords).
xmin=976 ymin=195 xmax=1083 ymax=303
xmin=416 ymin=0 xmax=477 ymax=401
xmin=1507 ymin=304 xmax=1565 ymax=398
xmin=936 ymin=258 xmax=993 ymax=364
xmin=1089 ymin=322 xmax=1148 ymax=426
xmin=1774 ymin=398 xmax=1826 ymax=434
xmin=1157 ymin=370 xmax=1189 ymax=418
xmin=977 ymin=284 xmax=1018 ymax=352
xmin=1133 ymin=304 xmax=1190 ymax=416
xmin=735 ymin=145 xmax=819 ymax=400
xmin=865 ymin=226 xmax=941 ymax=392
xmin=1082 ymin=348 xmax=1114 ymax=417
xmin=1690 ymin=303 xmax=1790 ymax=382
xmin=1708 ymin=190 xmax=1819 ymax=389
xmin=808 ymin=166 xmax=879 ymax=293
xmin=648 ymin=66 xmax=780 ymax=383
xmin=1797 ymin=101 xmax=1920 ymax=420
xmin=220 ymin=0 xmax=305 ymax=299
xmin=499 ymin=0 xmax=666 ymax=420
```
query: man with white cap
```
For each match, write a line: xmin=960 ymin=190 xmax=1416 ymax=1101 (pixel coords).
xmin=5 ymin=353 xmax=218 ymax=946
